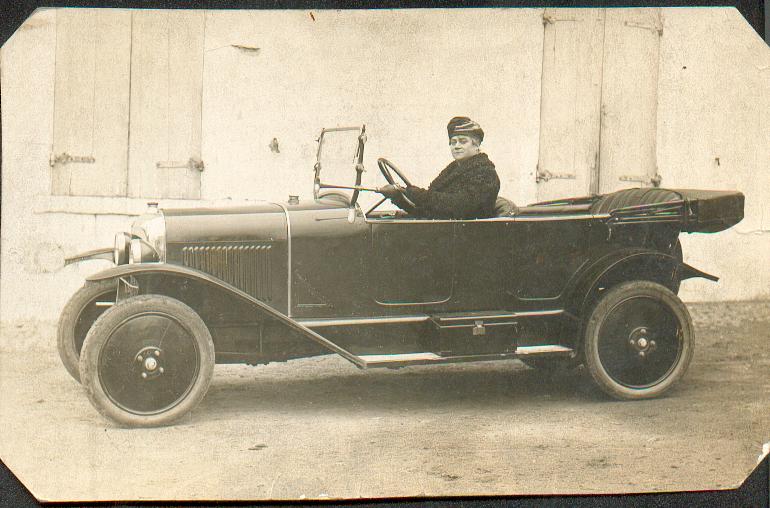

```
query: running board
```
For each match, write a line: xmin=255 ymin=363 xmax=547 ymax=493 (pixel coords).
xmin=359 ymin=345 xmax=574 ymax=369
xmin=360 ymin=352 xmax=518 ymax=368
xmin=515 ymin=345 xmax=573 ymax=355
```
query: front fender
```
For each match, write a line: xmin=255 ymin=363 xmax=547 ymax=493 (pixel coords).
xmin=88 ymin=262 xmax=285 ymax=321
xmin=85 ymin=263 xmax=365 ymax=368
xmin=88 ymin=262 xmax=222 ymax=284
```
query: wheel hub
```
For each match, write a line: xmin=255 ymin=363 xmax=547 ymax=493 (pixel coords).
xmin=144 ymin=357 xmax=158 ymax=371
xmin=135 ymin=347 xmax=164 ymax=379
xmin=628 ymin=327 xmax=657 ymax=357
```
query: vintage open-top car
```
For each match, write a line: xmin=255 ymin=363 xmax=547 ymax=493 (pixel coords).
xmin=59 ymin=126 xmax=744 ymax=427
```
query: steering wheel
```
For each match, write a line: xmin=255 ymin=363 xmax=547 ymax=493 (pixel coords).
xmin=377 ymin=158 xmax=417 ymax=212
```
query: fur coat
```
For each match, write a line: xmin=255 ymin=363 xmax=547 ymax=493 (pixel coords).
xmin=402 ymin=152 xmax=500 ymax=219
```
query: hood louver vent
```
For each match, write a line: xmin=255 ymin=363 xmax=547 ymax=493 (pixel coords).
xmin=181 ymin=243 xmax=272 ymax=301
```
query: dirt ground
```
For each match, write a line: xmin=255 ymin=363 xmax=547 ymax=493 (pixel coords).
xmin=0 ymin=300 xmax=768 ymax=502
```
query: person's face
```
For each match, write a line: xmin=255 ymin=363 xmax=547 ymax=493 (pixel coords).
xmin=449 ymin=135 xmax=480 ymax=161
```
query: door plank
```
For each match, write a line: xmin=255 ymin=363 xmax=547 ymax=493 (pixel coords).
xmin=536 ymin=8 xmax=605 ymax=203
xmin=598 ymin=8 xmax=662 ymax=193
xmin=52 ymin=9 xmax=131 ymax=196
xmin=128 ymin=10 xmax=204 ymax=198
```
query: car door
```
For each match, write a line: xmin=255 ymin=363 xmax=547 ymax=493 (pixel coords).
xmin=290 ymin=206 xmax=369 ymax=318
xmin=452 ymin=219 xmax=514 ymax=310
xmin=369 ymin=220 xmax=455 ymax=307
xmin=511 ymin=218 xmax=593 ymax=302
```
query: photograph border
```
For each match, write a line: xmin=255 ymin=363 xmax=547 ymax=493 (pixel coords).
xmin=0 ymin=0 xmax=767 ymax=506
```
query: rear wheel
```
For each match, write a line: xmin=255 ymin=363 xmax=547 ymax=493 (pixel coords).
xmin=584 ymin=281 xmax=694 ymax=400
xmin=79 ymin=295 xmax=215 ymax=427
xmin=57 ymin=280 xmax=118 ymax=383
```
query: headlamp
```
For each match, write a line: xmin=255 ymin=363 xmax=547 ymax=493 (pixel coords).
xmin=114 ymin=232 xmax=131 ymax=265
xmin=129 ymin=238 xmax=160 ymax=264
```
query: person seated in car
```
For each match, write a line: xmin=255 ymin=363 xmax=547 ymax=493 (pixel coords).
xmin=378 ymin=117 xmax=500 ymax=219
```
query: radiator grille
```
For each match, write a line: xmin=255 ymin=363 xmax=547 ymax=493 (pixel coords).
xmin=181 ymin=243 xmax=272 ymax=301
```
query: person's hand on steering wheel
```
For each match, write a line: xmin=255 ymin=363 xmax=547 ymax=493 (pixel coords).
xmin=377 ymin=183 xmax=405 ymax=200
xmin=376 ymin=158 xmax=417 ymax=213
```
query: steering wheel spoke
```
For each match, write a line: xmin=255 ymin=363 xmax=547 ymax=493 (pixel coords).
xmin=377 ymin=158 xmax=417 ymax=212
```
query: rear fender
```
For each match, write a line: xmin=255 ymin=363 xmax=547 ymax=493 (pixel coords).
xmin=86 ymin=263 xmax=365 ymax=367
xmin=678 ymin=262 xmax=719 ymax=282
xmin=568 ymin=250 xmax=717 ymax=317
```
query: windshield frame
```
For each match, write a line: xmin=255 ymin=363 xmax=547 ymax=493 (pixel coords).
xmin=313 ymin=125 xmax=368 ymax=208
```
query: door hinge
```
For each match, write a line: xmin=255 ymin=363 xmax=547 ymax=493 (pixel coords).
xmin=619 ymin=173 xmax=662 ymax=187
xmin=156 ymin=157 xmax=205 ymax=172
xmin=49 ymin=152 xmax=96 ymax=167
xmin=542 ymin=13 xmax=577 ymax=25
xmin=536 ymin=166 xmax=577 ymax=183
xmin=624 ymin=20 xmax=663 ymax=36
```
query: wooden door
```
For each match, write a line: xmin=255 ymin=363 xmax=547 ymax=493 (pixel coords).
xmin=51 ymin=9 xmax=131 ymax=196
xmin=536 ymin=9 xmax=605 ymax=203
xmin=128 ymin=10 xmax=204 ymax=199
xmin=597 ymin=8 xmax=663 ymax=193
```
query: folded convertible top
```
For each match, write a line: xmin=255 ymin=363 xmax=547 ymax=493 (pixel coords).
xmin=524 ymin=187 xmax=744 ymax=233
xmin=592 ymin=188 xmax=744 ymax=233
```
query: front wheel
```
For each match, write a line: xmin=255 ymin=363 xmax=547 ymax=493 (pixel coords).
xmin=57 ymin=280 xmax=118 ymax=383
xmin=583 ymin=281 xmax=694 ymax=400
xmin=79 ymin=295 xmax=215 ymax=427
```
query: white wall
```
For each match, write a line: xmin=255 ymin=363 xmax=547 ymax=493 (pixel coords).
xmin=199 ymin=9 xmax=543 ymax=206
xmin=656 ymin=8 xmax=770 ymax=301
xmin=1 ymin=7 xmax=768 ymax=327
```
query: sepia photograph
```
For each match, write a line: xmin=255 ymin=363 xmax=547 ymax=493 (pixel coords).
xmin=0 ymin=6 xmax=768 ymax=502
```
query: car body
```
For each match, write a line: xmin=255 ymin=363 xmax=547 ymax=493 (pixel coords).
xmin=59 ymin=126 xmax=745 ymax=427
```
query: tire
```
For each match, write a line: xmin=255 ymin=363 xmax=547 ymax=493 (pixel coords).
xmin=583 ymin=280 xmax=694 ymax=400
xmin=79 ymin=295 xmax=215 ymax=427
xmin=57 ymin=280 xmax=118 ymax=383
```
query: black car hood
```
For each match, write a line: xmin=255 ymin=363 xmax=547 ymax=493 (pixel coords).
xmin=162 ymin=202 xmax=283 ymax=217
xmin=161 ymin=197 xmax=347 ymax=217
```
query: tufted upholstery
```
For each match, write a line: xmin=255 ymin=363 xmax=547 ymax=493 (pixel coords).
xmin=589 ymin=188 xmax=682 ymax=215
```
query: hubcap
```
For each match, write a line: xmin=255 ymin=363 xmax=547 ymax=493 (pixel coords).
xmin=134 ymin=346 xmax=165 ymax=379
xmin=144 ymin=357 xmax=158 ymax=371
xmin=628 ymin=327 xmax=659 ymax=357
